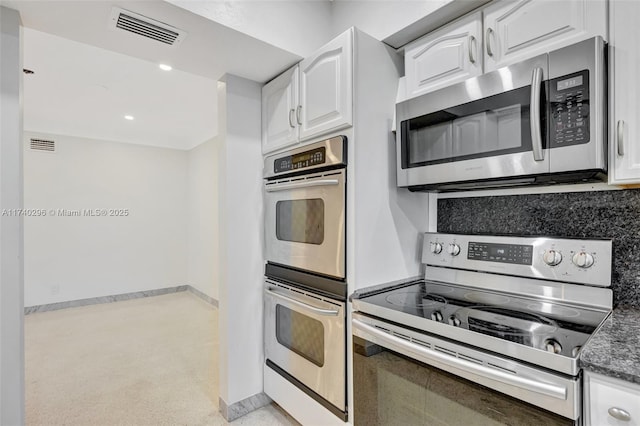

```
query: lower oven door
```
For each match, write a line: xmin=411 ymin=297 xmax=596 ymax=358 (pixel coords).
xmin=264 ymin=279 xmax=346 ymax=413
xmin=352 ymin=313 xmax=579 ymax=425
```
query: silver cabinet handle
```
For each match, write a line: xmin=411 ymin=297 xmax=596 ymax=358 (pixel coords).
xmin=352 ymin=318 xmax=567 ymax=400
xmin=617 ymin=120 xmax=625 ymax=156
xmin=468 ymin=35 xmax=476 ymax=64
xmin=608 ymin=407 xmax=631 ymax=422
xmin=288 ymin=108 xmax=295 ymax=128
xmin=265 ymin=179 xmax=339 ymax=192
xmin=266 ymin=288 xmax=339 ymax=316
xmin=296 ymin=105 xmax=302 ymax=125
xmin=530 ymin=67 xmax=544 ymax=161
xmin=486 ymin=28 xmax=495 ymax=57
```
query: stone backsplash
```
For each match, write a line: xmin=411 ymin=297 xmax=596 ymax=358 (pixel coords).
xmin=438 ymin=189 xmax=640 ymax=307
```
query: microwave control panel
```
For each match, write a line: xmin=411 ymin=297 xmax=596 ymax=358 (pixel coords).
xmin=549 ymin=70 xmax=590 ymax=148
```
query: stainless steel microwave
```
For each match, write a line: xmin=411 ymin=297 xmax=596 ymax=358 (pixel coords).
xmin=396 ymin=36 xmax=607 ymax=191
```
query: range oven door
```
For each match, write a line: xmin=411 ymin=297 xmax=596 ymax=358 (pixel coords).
xmin=396 ymin=53 xmax=550 ymax=189
xmin=352 ymin=313 xmax=579 ymax=426
xmin=264 ymin=279 xmax=346 ymax=416
xmin=264 ymin=168 xmax=345 ymax=279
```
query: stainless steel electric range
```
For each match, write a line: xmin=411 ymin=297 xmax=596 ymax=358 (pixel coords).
xmin=352 ymin=233 xmax=613 ymax=425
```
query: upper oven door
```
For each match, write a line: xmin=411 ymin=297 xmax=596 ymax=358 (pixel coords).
xmin=264 ymin=168 xmax=345 ymax=279
xmin=396 ymin=54 xmax=550 ymax=188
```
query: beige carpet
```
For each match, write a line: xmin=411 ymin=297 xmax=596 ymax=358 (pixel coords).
xmin=25 ymin=292 xmax=297 ymax=426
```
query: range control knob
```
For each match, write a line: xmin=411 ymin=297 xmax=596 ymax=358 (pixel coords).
xmin=544 ymin=339 xmax=563 ymax=354
xmin=571 ymin=346 xmax=582 ymax=357
xmin=448 ymin=315 xmax=461 ymax=326
xmin=430 ymin=242 xmax=443 ymax=254
xmin=430 ymin=311 xmax=443 ymax=322
xmin=543 ymin=249 xmax=563 ymax=266
xmin=447 ymin=244 xmax=461 ymax=256
xmin=572 ymin=251 xmax=594 ymax=268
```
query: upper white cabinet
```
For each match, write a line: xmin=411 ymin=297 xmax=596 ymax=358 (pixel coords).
xmin=262 ymin=65 xmax=299 ymax=154
xmin=405 ymin=12 xmax=483 ymax=98
xmin=584 ymin=371 xmax=640 ymax=426
xmin=299 ymin=29 xmax=353 ymax=141
xmin=609 ymin=0 xmax=640 ymax=184
xmin=483 ymin=0 xmax=608 ymax=72
xmin=262 ymin=29 xmax=353 ymax=154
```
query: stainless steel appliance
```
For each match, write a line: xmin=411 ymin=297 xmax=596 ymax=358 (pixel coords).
xmin=396 ymin=36 xmax=607 ymax=191
xmin=263 ymin=136 xmax=348 ymax=421
xmin=264 ymin=136 xmax=346 ymax=279
xmin=352 ymin=233 xmax=613 ymax=425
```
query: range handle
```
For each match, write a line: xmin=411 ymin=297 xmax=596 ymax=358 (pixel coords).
xmin=352 ymin=318 xmax=567 ymax=401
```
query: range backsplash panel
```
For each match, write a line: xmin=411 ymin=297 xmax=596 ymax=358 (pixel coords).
xmin=438 ymin=190 xmax=640 ymax=307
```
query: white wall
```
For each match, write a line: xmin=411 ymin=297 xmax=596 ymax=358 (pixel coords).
xmin=187 ymin=137 xmax=219 ymax=300
xmin=23 ymin=131 xmax=189 ymax=307
xmin=331 ymin=0 xmax=451 ymax=42
xmin=167 ymin=0 xmax=332 ymax=58
xmin=0 ymin=6 xmax=25 ymax=425
xmin=216 ymin=74 xmax=264 ymax=411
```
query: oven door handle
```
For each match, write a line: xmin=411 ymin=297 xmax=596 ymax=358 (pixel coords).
xmin=352 ymin=318 xmax=567 ymax=401
xmin=265 ymin=179 xmax=340 ymax=192
xmin=266 ymin=288 xmax=339 ymax=316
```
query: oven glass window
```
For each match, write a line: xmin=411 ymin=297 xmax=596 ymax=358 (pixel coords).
xmin=276 ymin=199 xmax=324 ymax=245
xmin=401 ymin=84 xmax=541 ymax=169
xmin=276 ymin=305 xmax=324 ymax=367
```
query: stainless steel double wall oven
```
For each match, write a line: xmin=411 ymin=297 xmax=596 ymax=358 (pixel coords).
xmin=263 ymin=136 xmax=348 ymax=421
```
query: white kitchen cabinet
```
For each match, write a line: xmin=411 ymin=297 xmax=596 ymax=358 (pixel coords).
xmin=262 ymin=28 xmax=353 ymax=154
xmin=261 ymin=65 xmax=299 ymax=154
xmin=483 ymin=0 xmax=607 ymax=72
xmin=404 ymin=12 xmax=482 ymax=98
xmin=584 ymin=371 xmax=640 ymax=425
xmin=299 ymin=29 xmax=353 ymax=141
xmin=609 ymin=0 xmax=640 ymax=184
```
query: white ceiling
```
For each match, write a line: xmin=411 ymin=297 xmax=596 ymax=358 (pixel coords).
xmin=1 ymin=0 xmax=301 ymax=150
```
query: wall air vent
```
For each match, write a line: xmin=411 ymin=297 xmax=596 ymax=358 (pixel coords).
xmin=109 ymin=7 xmax=187 ymax=46
xmin=29 ymin=139 xmax=56 ymax=153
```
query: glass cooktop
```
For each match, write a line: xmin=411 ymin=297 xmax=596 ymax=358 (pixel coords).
xmin=358 ymin=280 xmax=610 ymax=359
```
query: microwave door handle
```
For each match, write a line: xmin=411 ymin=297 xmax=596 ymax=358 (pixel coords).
xmin=530 ymin=67 xmax=545 ymax=162
xmin=352 ymin=318 xmax=567 ymax=400
xmin=266 ymin=288 xmax=339 ymax=316
xmin=265 ymin=179 xmax=339 ymax=192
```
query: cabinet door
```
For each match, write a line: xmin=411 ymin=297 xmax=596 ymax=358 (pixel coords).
xmin=299 ymin=28 xmax=353 ymax=141
xmin=262 ymin=65 xmax=299 ymax=154
xmin=405 ymin=12 xmax=482 ymax=98
xmin=584 ymin=371 xmax=640 ymax=426
xmin=483 ymin=0 xmax=607 ymax=72
xmin=610 ymin=0 xmax=640 ymax=184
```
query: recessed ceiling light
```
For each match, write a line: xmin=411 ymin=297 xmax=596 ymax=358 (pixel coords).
xmin=124 ymin=115 xmax=134 ymax=121
xmin=159 ymin=64 xmax=172 ymax=71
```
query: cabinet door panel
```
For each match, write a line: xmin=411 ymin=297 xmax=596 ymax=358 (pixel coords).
xmin=262 ymin=65 xmax=299 ymax=154
xmin=299 ymin=29 xmax=352 ymax=141
xmin=610 ymin=0 xmax=640 ymax=184
xmin=484 ymin=0 xmax=607 ymax=72
xmin=405 ymin=12 xmax=482 ymax=98
xmin=585 ymin=372 xmax=640 ymax=426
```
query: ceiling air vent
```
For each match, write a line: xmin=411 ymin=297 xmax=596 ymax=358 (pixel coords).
xmin=29 ymin=138 xmax=55 ymax=153
xmin=109 ymin=7 xmax=187 ymax=46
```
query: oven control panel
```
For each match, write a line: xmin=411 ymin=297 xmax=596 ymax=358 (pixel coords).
xmin=422 ymin=233 xmax=612 ymax=287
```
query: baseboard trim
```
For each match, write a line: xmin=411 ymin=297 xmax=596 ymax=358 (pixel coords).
xmin=24 ymin=285 xmax=219 ymax=315
xmin=187 ymin=285 xmax=219 ymax=308
xmin=219 ymin=393 xmax=272 ymax=422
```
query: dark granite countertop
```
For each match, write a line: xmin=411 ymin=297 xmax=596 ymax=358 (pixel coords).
xmin=580 ymin=307 xmax=640 ymax=385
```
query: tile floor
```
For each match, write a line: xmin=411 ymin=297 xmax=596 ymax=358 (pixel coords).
xmin=25 ymin=292 xmax=298 ymax=425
